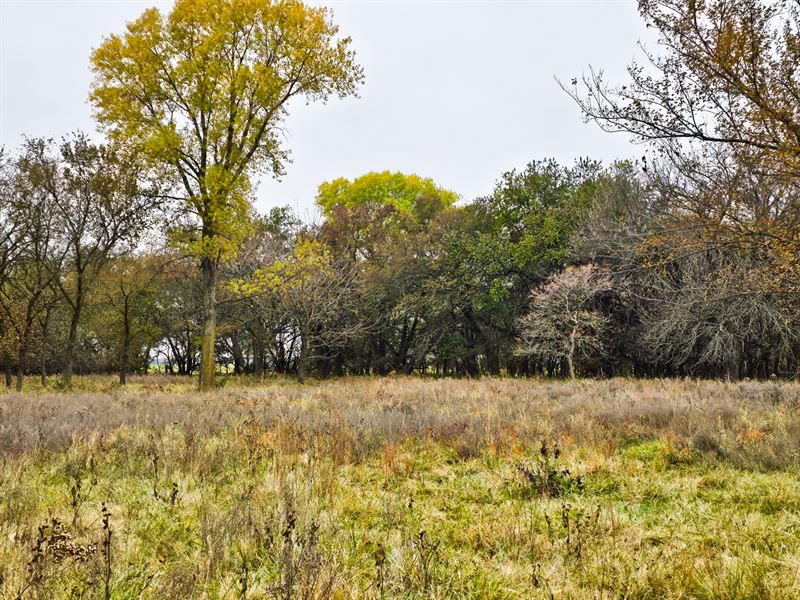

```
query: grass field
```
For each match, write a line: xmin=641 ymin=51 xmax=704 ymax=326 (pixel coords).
xmin=2 ymin=376 xmax=800 ymax=598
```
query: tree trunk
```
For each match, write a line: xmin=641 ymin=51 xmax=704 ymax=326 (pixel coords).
xmin=40 ymin=307 xmax=51 ymax=388
xmin=297 ymin=350 xmax=306 ymax=384
xmin=567 ymin=326 xmax=577 ymax=379
xmin=4 ymin=361 xmax=11 ymax=388
xmin=119 ymin=298 xmax=131 ymax=385
xmin=297 ymin=325 xmax=307 ymax=384
xmin=15 ymin=362 xmax=24 ymax=392
xmin=231 ymin=332 xmax=243 ymax=376
xmin=63 ymin=273 xmax=84 ymax=386
xmin=40 ymin=349 xmax=47 ymax=388
xmin=252 ymin=335 xmax=264 ymax=377
xmin=485 ymin=349 xmax=501 ymax=376
xmin=725 ymin=355 xmax=740 ymax=381
xmin=198 ymin=256 xmax=218 ymax=391
xmin=16 ymin=303 xmax=37 ymax=391
xmin=16 ymin=336 xmax=27 ymax=391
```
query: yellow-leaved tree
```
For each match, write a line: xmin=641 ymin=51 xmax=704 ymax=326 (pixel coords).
xmin=233 ymin=237 xmax=356 ymax=383
xmin=89 ymin=0 xmax=363 ymax=389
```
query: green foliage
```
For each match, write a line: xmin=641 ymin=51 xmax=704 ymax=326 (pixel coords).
xmin=409 ymin=159 xmax=605 ymax=375
xmin=469 ymin=158 xmax=601 ymax=272
xmin=317 ymin=171 xmax=458 ymax=217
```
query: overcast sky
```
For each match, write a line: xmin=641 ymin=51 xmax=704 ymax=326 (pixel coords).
xmin=0 ymin=0 xmax=654 ymax=220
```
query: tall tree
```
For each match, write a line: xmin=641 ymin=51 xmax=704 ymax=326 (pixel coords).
xmin=90 ymin=0 xmax=364 ymax=389
xmin=568 ymin=0 xmax=800 ymax=282
xmin=0 ymin=142 xmax=66 ymax=390
xmin=318 ymin=171 xmax=458 ymax=218
xmin=31 ymin=134 xmax=158 ymax=385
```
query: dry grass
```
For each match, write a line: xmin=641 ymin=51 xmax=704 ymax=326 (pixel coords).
xmin=1 ymin=376 xmax=800 ymax=598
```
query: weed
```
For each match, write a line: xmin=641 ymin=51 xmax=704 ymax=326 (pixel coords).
xmin=68 ymin=474 xmax=82 ymax=532
xmin=237 ymin=549 xmax=249 ymax=599
xmin=19 ymin=518 xmax=96 ymax=598
xmin=373 ymin=542 xmax=387 ymax=600
xmin=405 ymin=529 xmax=441 ymax=594
xmin=100 ymin=502 xmax=112 ymax=600
xmin=515 ymin=440 xmax=584 ymax=498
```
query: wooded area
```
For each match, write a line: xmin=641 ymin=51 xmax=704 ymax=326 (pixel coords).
xmin=2 ymin=0 xmax=800 ymax=388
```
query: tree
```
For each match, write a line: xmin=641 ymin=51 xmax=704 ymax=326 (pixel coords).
xmin=234 ymin=237 xmax=362 ymax=383
xmin=0 ymin=142 xmax=66 ymax=390
xmin=425 ymin=159 xmax=601 ymax=376
xmin=568 ymin=0 xmax=800 ymax=283
xmin=90 ymin=0 xmax=363 ymax=390
xmin=27 ymin=134 xmax=159 ymax=385
xmin=0 ymin=149 xmax=22 ymax=291
xmin=317 ymin=171 xmax=458 ymax=217
xmin=100 ymin=254 xmax=169 ymax=384
xmin=562 ymin=0 xmax=800 ymax=380
xmin=516 ymin=264 xmax=613 ymax=378
xmin=637 ymin=252 xmax=797 ymax=379
xmin=151 ymin=258 xmax=204 ymax=376
xmin=318 ymin=171 xmax=458 ymax=374
xmin=0 ymin=148 xmax=23 ymax=387
xmin=219 ymin=207 xmax=300 ymax=376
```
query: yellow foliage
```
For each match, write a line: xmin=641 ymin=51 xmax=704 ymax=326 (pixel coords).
xmin=231 ymin=238 xmax=333 ymax=297
xmin=90 ymin=0 xmax=363 ymax=262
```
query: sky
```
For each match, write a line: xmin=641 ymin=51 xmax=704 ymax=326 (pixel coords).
xmin=0 ymin=0 xmax=655 ymax=221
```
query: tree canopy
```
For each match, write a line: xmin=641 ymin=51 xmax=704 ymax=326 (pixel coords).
xmin=4 ymin=0 xmax=800 ymax=385
xmin=90 ymin=0 xmax=363 ymax=389
xmin=317 ymin=171 xmax=458 ymax=216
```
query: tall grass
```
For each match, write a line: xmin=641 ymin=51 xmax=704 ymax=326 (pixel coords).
xmin=1 ymin=377 xmax=799 ymax=598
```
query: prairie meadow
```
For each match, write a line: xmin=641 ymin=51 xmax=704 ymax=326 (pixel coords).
xmin=2 ymin=376 xmax=799 ymax=598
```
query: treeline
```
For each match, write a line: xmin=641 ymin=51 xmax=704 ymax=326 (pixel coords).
xmin=2 ymin=147 xmax=797 ymax=387
xmin=3 ymin=0 xmax=800 ymax=386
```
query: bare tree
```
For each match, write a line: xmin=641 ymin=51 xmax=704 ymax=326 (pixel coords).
xmin=566 ymin=0 xmax=800 ymax=281
xmin=568 ymin=1 xmax=800 ymax=164
xmin=516 ymin=264 xmax=613 ymax=378
xmin=636 ymin=248 xmax=797 ymax=379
